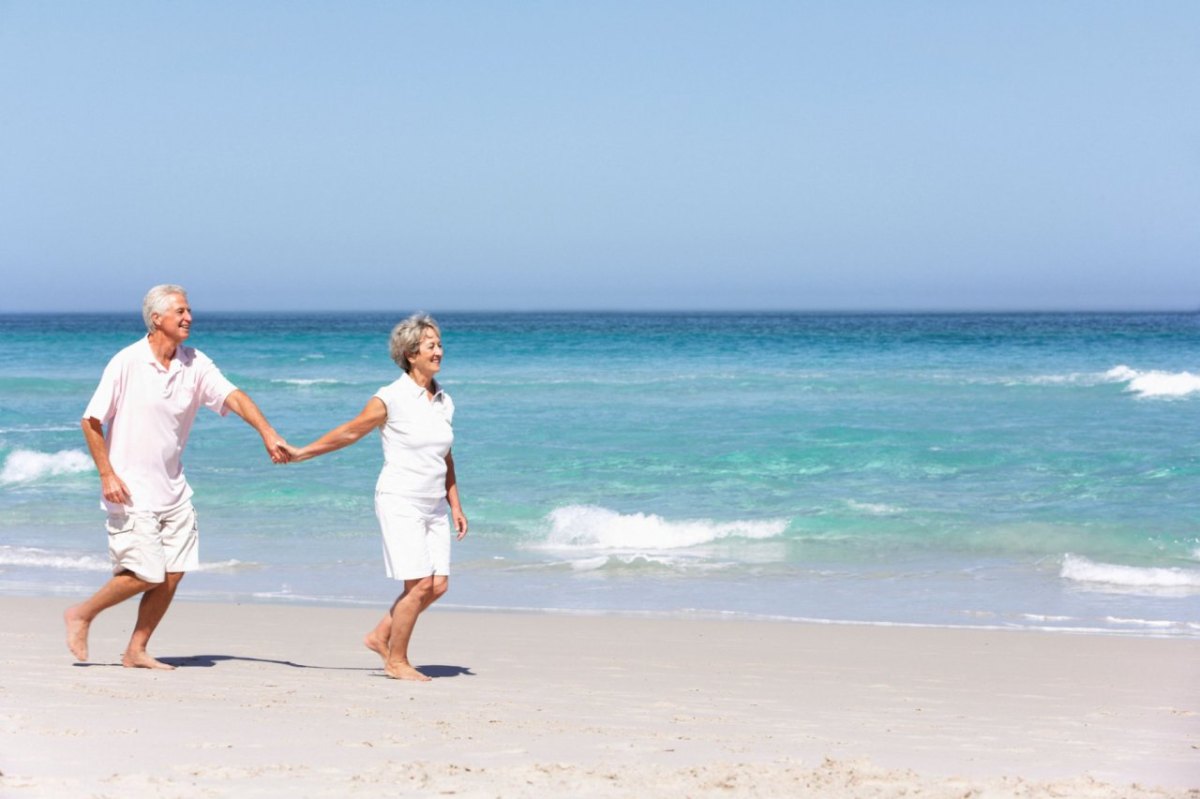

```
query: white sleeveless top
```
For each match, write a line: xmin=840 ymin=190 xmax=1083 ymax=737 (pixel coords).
xmin=373 ymin=372 xmax=455 ymax=498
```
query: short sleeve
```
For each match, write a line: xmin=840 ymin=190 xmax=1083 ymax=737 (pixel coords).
xmin=196 ymin=353 xmax=238 ymax=416
xmin=373 ymin=383 xmax=394 ymax=414
xmin=82 ymin=357 xmax=121 ymax=425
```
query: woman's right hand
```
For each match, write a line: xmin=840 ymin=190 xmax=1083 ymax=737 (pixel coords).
xmin=279 ymin=443 xmax=308 ymax=463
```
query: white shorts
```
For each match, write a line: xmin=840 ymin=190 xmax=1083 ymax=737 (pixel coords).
xmin=106 ymin=502 xmax=199 ymax=584
xmin=375 ymin=493 xmax=451 ymax=581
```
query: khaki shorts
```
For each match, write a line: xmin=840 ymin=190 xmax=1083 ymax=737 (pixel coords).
xmin=375 ymin=493 xmax=451 ymax=581
xmin=106 ymin=502 xmax=199 ymax=583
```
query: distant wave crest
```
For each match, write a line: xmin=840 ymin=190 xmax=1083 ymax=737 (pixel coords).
xmin=540 ymin=505 xmax=788 ymax=550
xmin=0 ymin=448 xmax=93 ymax=483
xmin=271 ymin=378 xmax=344 ymax=387
xmin=0 ymin=546 xmax=109 ymax=572
xmin=1060 ymin=554 xmax=1200 ymax=593
xmin=0 ymin=546 xmax=258 ymax=574
xmin=1105 ymin=365 xmax=1200 ymax=399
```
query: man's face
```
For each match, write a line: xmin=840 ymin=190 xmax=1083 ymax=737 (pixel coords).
xmin=152 ymin=294 xmax=192 ymax=344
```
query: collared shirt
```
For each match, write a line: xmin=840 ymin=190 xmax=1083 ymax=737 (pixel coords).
xmin=83 ymin=337 xmax=237 ymax=513
xmin=373 ymin=371 xmax=455 ymax=499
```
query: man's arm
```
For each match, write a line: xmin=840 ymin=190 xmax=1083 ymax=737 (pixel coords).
xmin=81 ymin=417 xmax=131 ymax=505
xmin=222 ymin=389 xmax=290 ymax=463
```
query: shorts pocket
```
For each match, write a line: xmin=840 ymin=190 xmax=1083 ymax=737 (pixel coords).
xmin=105 ymin=514 xmax=136 ymax=537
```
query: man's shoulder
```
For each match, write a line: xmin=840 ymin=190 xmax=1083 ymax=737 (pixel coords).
xmin=104 ymin=338 xmax=149 ymax=367
xmin=178 ymin=345 xmax=216 ymax=368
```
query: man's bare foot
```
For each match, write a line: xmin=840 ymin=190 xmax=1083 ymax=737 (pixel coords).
xmin=384 ymin=661 xmax=431 ymax=682
xmin=64 ymin=607 xmax=90 ymax=661
xmin=122 ymin=651 xmax=176 ymax=670
xmin=364 ymin=632 xmax=389 ymax=667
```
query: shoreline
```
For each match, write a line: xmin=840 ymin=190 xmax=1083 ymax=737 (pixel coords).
xmin=6 ymin=583 xmax=1197 ymax=641
xmin=2 ymin=595 xmax=1197 ymax=797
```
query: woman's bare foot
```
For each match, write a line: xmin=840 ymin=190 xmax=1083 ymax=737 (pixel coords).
xmin=384 ymin=661 xmax=431 ymax=682
xmin=364 ymin=631 xmax=389 ymax=667
xmin=64 ymin=607 xmax=90 ymax=661
xmin=122 ymin=650 xmax=176 ymax=670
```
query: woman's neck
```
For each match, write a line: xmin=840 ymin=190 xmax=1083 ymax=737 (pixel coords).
xmin=408 ymin=369 xmax=435 ymax=392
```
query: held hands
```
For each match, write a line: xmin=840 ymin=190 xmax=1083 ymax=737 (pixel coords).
xmin=263 ymin=430 xmax=292 ymax=464
xmin=277 ymin=441 xmax=310 ymax=463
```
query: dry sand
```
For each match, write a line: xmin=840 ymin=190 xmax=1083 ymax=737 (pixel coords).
xmin=0 ymin=596 xmax=1196 ymax=797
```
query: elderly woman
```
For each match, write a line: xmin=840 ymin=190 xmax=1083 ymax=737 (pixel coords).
xmin=283 ymin=313 xmax=467 ymax=681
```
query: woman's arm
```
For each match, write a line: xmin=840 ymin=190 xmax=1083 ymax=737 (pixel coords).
xmin=284 ymin=398 xmax=388 ymax=463
xmin=445 ymin=451 xmax=468 ymax=539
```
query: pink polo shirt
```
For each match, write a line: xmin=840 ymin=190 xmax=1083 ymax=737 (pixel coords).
xmin=83 ymin=337 xmax=238 ymax=513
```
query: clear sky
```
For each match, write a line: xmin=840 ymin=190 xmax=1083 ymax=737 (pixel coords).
xmin=1 ymin=2 xmax=1197 ymax=312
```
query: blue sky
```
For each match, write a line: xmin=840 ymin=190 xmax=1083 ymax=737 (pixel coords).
xmin=1 ymin=2 xmax=1197 ymax=312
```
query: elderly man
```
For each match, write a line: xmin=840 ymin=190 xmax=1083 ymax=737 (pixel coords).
xmin=64 ymin=284 xmax=289 ymax=669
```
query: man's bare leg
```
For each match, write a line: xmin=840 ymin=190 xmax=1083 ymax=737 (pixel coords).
xmin=122 ymin=572 xmax=184 ymax=670
xmin=384 ymin=577 xmax=433 ymax=681
xmin=64 ymin=572 xmax=155 ymax=661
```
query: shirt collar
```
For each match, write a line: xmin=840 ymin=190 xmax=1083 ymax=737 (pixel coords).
xmin=140 ymin=336 xmax=189 ymax=374
xmin=400 ymin=371 xmax=444 ymax=401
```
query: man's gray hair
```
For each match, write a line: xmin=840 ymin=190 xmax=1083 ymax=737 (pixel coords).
xmin=389 ymin=313 xmax=441 ymax=372
xmin=142 ymin=284 xmax=188 ymax=333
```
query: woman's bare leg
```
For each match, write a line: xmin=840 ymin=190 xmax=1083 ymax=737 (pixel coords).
xmin=365 ymin=577 xmax=449 ymax=669
xmin=383 ymin=577 xmax=434 ymax=681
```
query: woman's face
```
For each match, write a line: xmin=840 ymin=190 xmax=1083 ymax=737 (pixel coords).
xmin=409 ymin=327 xmax=443 ymax=377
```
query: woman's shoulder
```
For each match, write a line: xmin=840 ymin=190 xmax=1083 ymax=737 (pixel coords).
xmin=374 ymin=373 xmax=421 ymax=411
xmin=375 ymin=372 xmax=411 ymax=394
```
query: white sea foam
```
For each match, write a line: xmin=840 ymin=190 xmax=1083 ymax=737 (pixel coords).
xmin=0 ymin=448 xmax=93 ymax=483
xmin=272 ymin=378 xmax=343 ymax=386
xmin=194 ymin=559 xmax=260 ymax=573
xmin=539 ymin=505 xmax=788 ymax=550
xmin=0 ymin=546 xmax=110 ymax=572
xmin=0 ymin=546 xmax=256 ymax=574
xmin=845 ymin=500 xmax=904 ymax=516
xmin=1104 ymin=365 xmax=1200 ymax=399
xmin=1061 ymin=554 xmax=1200 ymax=593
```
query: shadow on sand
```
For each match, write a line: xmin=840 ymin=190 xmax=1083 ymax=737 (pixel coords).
xmin=74 ymin=656 xmax=476 ymax=677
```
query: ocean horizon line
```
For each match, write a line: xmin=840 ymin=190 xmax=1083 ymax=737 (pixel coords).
xmin=1 ymin=307 xmax=1197 ymax=317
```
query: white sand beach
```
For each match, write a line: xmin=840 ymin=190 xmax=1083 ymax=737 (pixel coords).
xmin=0 ymin=596 xmax=1196 ymax=798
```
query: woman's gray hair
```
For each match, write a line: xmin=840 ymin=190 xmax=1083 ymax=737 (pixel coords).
xmin=389 ymin=313 xmax=441 ymax=372
xmin=142 ymin=284 xmax=188 ymax=333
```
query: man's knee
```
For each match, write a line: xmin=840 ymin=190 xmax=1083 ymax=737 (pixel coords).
xmin=406 ymin=577 xmax=436 ymax=602
xmin=115 ymin=570 xmax=160 ymax=590
xmin=431 ymin=579 xmax=449 ymax=600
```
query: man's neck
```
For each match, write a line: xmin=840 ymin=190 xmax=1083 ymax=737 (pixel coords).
xmin=146 ymin=332 xmax=179 ymax=368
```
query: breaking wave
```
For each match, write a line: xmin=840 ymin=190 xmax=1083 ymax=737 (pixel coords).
xmin=538 ymin=505 xmax=788 ymax=550
xmin=1104 ymin=365 xmax=1200 ymax=399
xmin=1061 ymin=554 xmax=1200 ymax=593
xmin=0 ymin=448 xmax=93 ymax=483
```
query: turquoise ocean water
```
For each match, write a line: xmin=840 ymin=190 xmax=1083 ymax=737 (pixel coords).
xmin=1 ymin=312 xmax=1198 ymax=636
